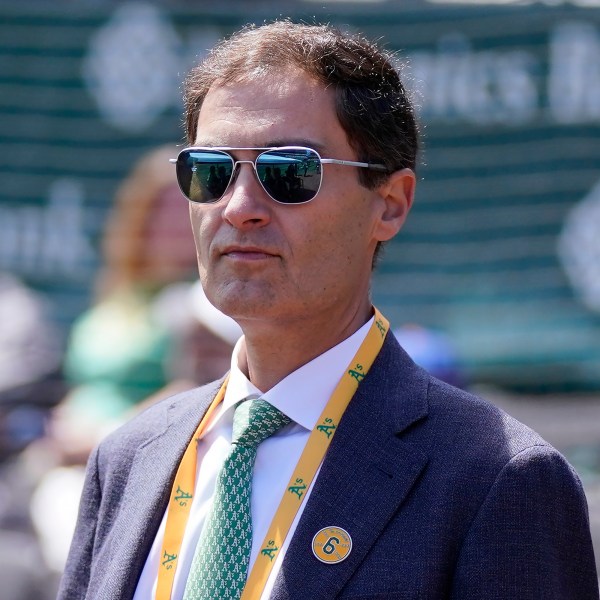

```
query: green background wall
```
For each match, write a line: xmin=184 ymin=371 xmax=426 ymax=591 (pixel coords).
xmin=2 ymin=1 xmax=600 ymax=391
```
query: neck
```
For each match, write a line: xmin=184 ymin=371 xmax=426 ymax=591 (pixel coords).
xmin=236 ymin=300 xmax=373 ymax=392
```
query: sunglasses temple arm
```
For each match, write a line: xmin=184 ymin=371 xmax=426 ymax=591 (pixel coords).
xmin=320 ymin=158 xmax=387 ymax=172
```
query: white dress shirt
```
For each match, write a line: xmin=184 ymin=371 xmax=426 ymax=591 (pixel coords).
xmin=133 ymin=316 xmax=373 ymax=600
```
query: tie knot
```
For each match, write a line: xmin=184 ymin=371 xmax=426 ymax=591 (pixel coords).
xmin=232 ymin=398 xmax=291 ymax=448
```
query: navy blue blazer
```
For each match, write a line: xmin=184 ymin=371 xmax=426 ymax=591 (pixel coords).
xmin=58 ymin=333 xmax=599 ymax=599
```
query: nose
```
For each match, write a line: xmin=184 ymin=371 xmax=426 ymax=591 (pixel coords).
xmin=222 ymin=162 xmax=272 ymax=230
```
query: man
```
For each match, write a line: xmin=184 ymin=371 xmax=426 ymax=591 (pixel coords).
xmin=59 ymin=21 xmax=598 ymax=599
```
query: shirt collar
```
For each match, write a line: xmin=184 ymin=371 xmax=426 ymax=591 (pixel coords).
xmin=218 ymin=316 xmax=374 ymax=432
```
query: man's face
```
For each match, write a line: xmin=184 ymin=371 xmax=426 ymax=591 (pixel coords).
xmin=189 ymin=69 xmax=398 ymax=329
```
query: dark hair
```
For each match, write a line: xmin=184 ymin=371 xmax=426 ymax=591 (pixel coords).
xmin=183 ymin=21 xmax=418 ymax=265
xmin=183 ymin=20 xmax=418 ymax=189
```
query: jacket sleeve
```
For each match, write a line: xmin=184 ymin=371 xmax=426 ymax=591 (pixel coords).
xmin=56 ymin=445 xmax=102 ymax=600
xmin=451 ymin=445 xmax=599 ymax=599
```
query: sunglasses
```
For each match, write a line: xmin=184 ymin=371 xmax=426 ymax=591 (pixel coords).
xmin=171 ymin=146 xmax=387 ymax=205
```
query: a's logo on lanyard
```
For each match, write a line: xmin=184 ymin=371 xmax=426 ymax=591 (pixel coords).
xmin=287 ymin=478 xmax=308 ymax=499
xmin=162 ymin=551 xmax=178 ymax=571
xmin=155 ymin=308 xmax=389 ymax=600
xmin=260 ymin=540 xmax=279 ymax=562
xmin=174 ymin=486 xmax=193 ymax=506
xmin=316 ymin=417 xmax=336 ymax=438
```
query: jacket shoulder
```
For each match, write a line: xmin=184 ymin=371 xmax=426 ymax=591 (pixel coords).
xmin=95 ymin=378 xmax=224 ymax=474
xmin=425 ymin=376 xmax=550 ymax=459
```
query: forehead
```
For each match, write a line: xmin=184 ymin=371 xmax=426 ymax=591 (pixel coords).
xmin=195 ymin=69 xmax=348 ymax=150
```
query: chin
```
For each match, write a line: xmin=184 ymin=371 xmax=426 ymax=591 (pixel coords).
xmin=208 ymin=280 xmax=274 ymax=320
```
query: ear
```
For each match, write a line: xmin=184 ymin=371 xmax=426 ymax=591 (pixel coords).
xmin=373 ymin=168 xmax=416 ymax=242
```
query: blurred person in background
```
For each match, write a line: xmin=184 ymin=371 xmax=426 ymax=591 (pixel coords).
xmin=393 ymin=324 xmax=466 ymax=389
xmin=54 ymin=144 xmax=199 ymax=460
xmin=0 ymin=272 xmax=66 ymax=600
xmin=60 ymin=21 xmax=598 ymax=600
xmin=150 ymin=280 xmax=243 ymax=398
xmin=0 ymin=273 xmax=65 ymax=460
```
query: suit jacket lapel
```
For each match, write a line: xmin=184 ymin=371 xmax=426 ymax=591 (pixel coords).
xmin=96 ymin=379 xmax=224 ymax=599
xmin=271 ymin=336 xmax=430 ymax=600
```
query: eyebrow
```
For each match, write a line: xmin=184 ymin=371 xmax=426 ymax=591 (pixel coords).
xmin=265 ymin=139 xmax=327 ymax=153
xmin=192 ymin=139 xmax=327 ymax=153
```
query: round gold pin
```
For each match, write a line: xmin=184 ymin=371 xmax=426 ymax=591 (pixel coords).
xmin=312 ymin=526 xmax=352 ymax=564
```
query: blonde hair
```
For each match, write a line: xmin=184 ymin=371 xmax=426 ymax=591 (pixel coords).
xmin=96 ymin=144 xmax=181 ymax=298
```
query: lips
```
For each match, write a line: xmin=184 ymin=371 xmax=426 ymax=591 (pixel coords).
xmin=220 ymin=245 xmax=279 ymax=260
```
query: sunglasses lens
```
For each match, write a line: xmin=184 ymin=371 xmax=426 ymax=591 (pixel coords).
xmin=176 ymin=150 xmax=234 ymax=203
xmin=256 ymin=148 xmax=321 ymax=204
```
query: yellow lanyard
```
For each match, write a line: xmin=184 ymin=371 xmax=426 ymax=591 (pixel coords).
xmin=156 ymin=308 xmax=389 ymax=600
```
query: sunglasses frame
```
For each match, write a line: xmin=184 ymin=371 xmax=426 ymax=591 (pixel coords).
xmin=170 ymin=146 xmax=388 ymax=205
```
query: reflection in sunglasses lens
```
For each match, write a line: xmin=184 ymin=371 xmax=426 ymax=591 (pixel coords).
xmin=256 ymin=150 xmax=321 ymax=204
xmin=183 ymin=152 xmax=234 ymax=203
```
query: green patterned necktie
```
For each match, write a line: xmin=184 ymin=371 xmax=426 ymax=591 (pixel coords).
xmin=183 ymin=398 xmax=291 ymax=600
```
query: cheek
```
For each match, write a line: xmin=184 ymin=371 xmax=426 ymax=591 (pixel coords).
xmin=189 ymin=207 xmax=213 ymax=255
xmin=323 ymin=199 xmax=374 ymax=251
xmin=294 ymin=220 xmax=353 ymax=281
